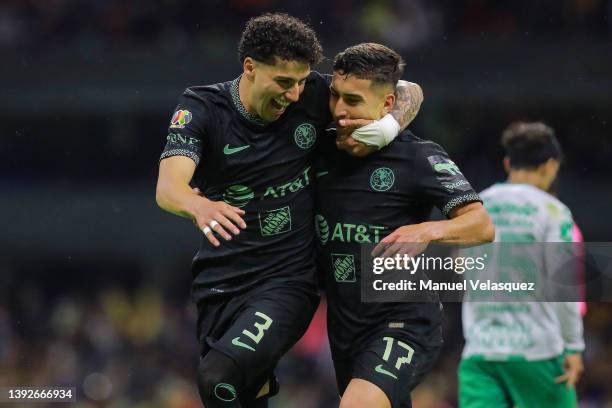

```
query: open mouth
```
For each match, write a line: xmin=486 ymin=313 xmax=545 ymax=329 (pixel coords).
xmin=270 ymin=97 xmax=290 ymax=115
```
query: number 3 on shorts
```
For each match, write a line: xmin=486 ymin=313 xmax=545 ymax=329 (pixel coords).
xmin=382 ymin=336 xmax=415 ymax=369
xmin=232 ymin=311 xmax=274 ymax=352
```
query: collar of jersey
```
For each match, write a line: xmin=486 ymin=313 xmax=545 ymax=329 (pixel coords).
xmin=230 ymin=76 xmax=265 ymax=126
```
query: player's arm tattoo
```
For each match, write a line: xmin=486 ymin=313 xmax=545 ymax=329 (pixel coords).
xmin=391 ymin=81 xmax=424 ymax=131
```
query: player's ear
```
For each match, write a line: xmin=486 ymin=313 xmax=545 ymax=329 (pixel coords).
xmin=503 ymin=157 xmax=511 ymax=174
xmin=542 ymin=158 xmax=560 ymax=178
xmin=547 ymin=158 xmax=560 ymax=173
xmin=243 ymin=57 xmax=256 ymax=79
xmin=382 ymin=93 xmax=395 ymax=115
xmin=536 ymin=161 xmax=548 ymax=176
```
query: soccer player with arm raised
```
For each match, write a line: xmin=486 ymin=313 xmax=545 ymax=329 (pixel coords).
xmin=314 ymin=43 xmax=494 ymax=408
xmin=155 ymin=14 xmax=423 ymax=408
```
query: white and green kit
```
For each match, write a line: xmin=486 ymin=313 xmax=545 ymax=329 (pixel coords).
xmin=460 ymin=183 xmax=585 ymax=408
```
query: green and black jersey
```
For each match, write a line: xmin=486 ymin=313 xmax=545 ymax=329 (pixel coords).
xmin=160 ymin=72 xmax=331 ymax=302
xmin=315 ymin=129 xmax=481 ymax=354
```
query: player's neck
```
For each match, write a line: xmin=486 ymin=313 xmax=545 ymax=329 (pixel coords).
xmin=506 ymin=172 xmax=549 ymax=191
xmin=238 ymin=75 xmax=259 ymax=118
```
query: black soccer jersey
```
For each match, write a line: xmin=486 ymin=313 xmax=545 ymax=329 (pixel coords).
xmin=314 ymin=129 xmax=482 ymax=354
xmin=160 ymin=72 xmax=332 ymax=302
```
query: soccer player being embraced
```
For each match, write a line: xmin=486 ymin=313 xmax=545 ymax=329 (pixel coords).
xmin=459 ymin=122 xmax=585 ymax=408
xmin=314 ymin=43 xmax=495 ymax=408
xmin=156 ymin=14 xmax=423 ymax=408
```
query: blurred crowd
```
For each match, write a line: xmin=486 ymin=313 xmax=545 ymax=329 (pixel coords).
xmin=1 ymin=0 xmax=611 ymax=53
xmin=2 ymin=286 xmax=202 ymax=407
xmin=2 ymin=282 xmax=612 ymax=407
xmin=1 ymin=281 xmax=341 ymax=408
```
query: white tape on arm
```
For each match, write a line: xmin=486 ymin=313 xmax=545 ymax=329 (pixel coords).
xmin=350 ymin=114 xmax=401 ymax=149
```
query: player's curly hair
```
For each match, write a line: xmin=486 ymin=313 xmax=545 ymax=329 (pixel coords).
xmin=238 ymin=13 xmax=323 ymax=66
xmin=333 ymin=43 xmax=405 ymax=89
xmin=502 ymin=121 xmax=562 ymax=169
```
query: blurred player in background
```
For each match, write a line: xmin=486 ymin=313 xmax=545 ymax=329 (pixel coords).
xmin=314 ymin=43 xmax=494 ymax=408
xmin=460 ymin=122 xmax=585 ymax=408
xmin=155 ymin=13 xmax=422 ymax=408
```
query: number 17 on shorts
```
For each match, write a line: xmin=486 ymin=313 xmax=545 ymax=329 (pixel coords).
xmin=375 ymin=337 xmax=415 ymax=379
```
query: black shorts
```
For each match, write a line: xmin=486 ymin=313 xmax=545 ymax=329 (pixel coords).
xmin=197 ymin=280 xmax=319 ymax=399
xmin=332 ymin=330 xmax=440 ymax=408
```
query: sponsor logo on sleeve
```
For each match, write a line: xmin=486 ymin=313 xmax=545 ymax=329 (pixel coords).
xmin=167 ymin=133 xmax=198 ymax=145
xmin=428 ymin=155 xmax=463 ymax=176
xmin=428 ymin=155 xmax=473 ymax=191
xmin=170 ymin=110 xmax=192 ymax=129
xmin=560 ymin=221 xmax=573 ymax=242
xmin=441 ymin=179 xmax=471 ymax=192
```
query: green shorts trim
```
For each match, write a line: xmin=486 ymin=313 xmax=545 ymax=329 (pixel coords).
xmin=458 ymin=356 xmax=577 ymax=408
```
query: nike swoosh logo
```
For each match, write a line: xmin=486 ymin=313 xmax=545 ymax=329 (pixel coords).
xmin=375 ymin=364 xmax=398 ymax=379
xmin=315 ymin=171 xmax=329 ymax=178
xmin=224 ymin=144 xmax=251 ymax=155
xmin=232 ymin=337 xmax=255 ymax=351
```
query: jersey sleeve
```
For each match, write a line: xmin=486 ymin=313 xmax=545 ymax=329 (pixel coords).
xmin=542 ymin=201 xmax=576 ymax=282
xmin=544 ymin=201 xmax=574 ymax=243
xmin=554 ymin=302 xmax=586 ymax=353
xmin=415 ymin=141 xmax=482 ymax=217
xmin=160 ymin=90 xmax=209 ymax=166
xmin=542 ymin=201 xmax=584 ymax=351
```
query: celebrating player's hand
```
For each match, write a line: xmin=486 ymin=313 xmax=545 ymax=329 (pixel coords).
xmin=336 ymin=119 xmax=379 ymax=157
xmin=371 ymin=223 xmax=435 ymax=258
xmin=191 ymin=189 xmax=246 ymax=247
xmin=554 ymin=353 xmax=584 ymax=389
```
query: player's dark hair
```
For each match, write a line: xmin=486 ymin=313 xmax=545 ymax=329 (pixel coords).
xmin=333 ymin=43 xmax=405 ymax=89
xmin=238 ymin=13 xmax=323 ymax=66
xmin=501 ymin=121 xmax=562 ymax=169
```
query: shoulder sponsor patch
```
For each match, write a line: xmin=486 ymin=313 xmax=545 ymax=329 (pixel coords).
xmin=428 ymin=155 xmax=463 ymax=177
xmin=441 ymin=179 xmax=471 ymax=192
xmin=167 ymin=132 xmax=198 ymax=145
xmin=170 ymin=109 xmax=192 ymax=129
xmin=428 ymin=155 xmax=473 ymax=191
xmin=560 ymin=221 xmax=573 ymax=242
